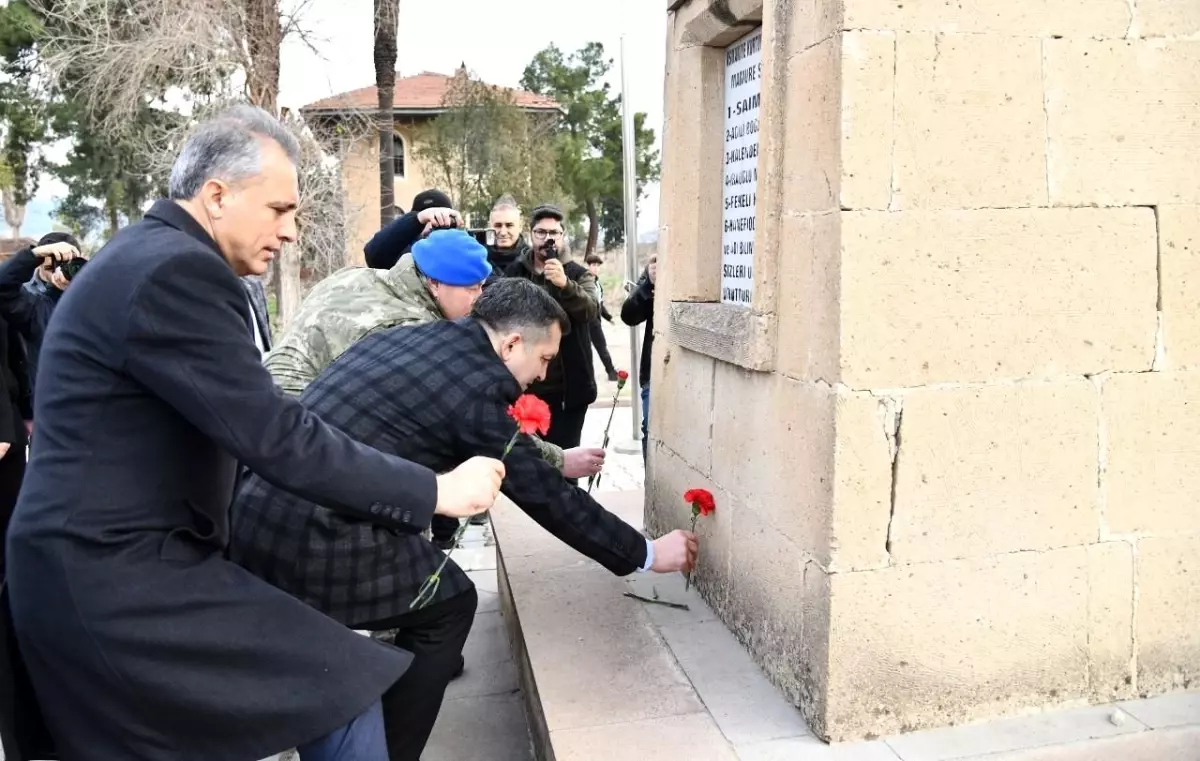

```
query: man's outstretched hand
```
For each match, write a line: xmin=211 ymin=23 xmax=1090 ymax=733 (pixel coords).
xmin=434 ymin=456 xmax=505 ymax=519
xmin=562 ymin=447 xmax=605 ymax=479
xmin=650 ymin=530 xmax=698 ymax=574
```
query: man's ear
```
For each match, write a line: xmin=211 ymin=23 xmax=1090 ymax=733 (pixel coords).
xmin=500 ymin=333 xmax=522 ymax=361
xmin=201 ymin=178 xmax=231 ymax=219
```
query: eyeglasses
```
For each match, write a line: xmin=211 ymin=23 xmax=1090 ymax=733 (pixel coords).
xmin=531 ymin=229 xmax=563 ymax=240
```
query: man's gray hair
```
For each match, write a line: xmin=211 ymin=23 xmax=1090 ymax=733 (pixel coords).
xmin=491 ymin=194 xmax=519 ymax=212
xmin=168 ymin=105 xmax=301 ymax=200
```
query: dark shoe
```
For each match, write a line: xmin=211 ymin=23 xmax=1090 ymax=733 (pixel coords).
xmin=468 ymin=511 xmax=490 ymax=526
xmin=606 ymin=369 xmax=619 ymax=382
xmin=433 ymin=536 xmax=457 ymax=551
xmin=450 ymin=654 xmax=465 ymax=681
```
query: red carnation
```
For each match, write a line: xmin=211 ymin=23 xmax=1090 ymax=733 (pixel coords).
xmin=684 ymin=488 xmax=715 ymax=517
xmin=617 ymin=369 xmax=629 ymax=381
xmin=683 ymin=488 xmax=715 ymax=591
xmin=508 ymin=394 xmax=551 ymax=436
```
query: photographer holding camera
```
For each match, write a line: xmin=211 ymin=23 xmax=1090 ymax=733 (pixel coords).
xmin=0 ymin=232 xmax=88 ymax=406
xmin=505 ymin=204 xmax=601 ymax=462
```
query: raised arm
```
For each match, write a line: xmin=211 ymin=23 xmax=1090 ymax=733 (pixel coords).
xmin=454 ymin=391 xmax=648 ymax=575
xmin=125 ymin=251 xmax=440 ymax=531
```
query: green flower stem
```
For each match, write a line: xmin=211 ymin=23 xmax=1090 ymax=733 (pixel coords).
xmin=685 ymin=510 xmax=700 ymax=592
xmin=413 ymin=429 xmax=521 ymax=610
xmin=588 ymin=382 xmax=625 ymax=493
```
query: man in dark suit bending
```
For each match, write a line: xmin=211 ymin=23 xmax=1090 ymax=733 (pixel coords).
xmin=3 ymin=104 xmax=504 ymax=761
xmin=230 ymin=278 xmax=699 ymax=761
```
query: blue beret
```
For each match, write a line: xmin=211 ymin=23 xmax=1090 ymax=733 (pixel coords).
xmin=410 ymin=229 xmax=492 ymax=286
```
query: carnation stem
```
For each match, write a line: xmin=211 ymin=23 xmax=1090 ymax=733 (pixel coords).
xmin=414 ymin=430 xmax=522 ymax=610
xmin=588 ymin=386 xmax=623 ymax=493
xmin=684 ymin=513 xmax=700 ymax=592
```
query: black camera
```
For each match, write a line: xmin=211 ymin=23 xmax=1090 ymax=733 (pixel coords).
xmin=60 ymin=257 xmax=87 ymax=281
xmin=40 ymin=254 xmax=87 ymax=282
xmin=467 ymin=228 xmax=496 ymax=248
xmin=542 ymin=239 xmax=559 ymax=261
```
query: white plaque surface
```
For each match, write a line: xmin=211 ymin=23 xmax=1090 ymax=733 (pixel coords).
xmin=720 ymin=26 xmax=762 ymax=307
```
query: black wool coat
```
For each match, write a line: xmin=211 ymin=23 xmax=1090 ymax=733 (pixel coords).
xmin=5 ymin=200 xmax=439 ymax=760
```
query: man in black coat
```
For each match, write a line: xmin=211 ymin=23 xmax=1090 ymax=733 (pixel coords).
xmin=229 ymin=278 xmax=698 ymax=760
xmin=505 ymin=204 xmax=600 ymax=455
xmin=621 ymin=255 xmax=656 ymax=461
xmin=3 ymin=105 xmax=504 ymax=761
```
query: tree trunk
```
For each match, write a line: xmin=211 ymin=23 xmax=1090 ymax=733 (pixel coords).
xmin=2 ymin=187 xmax=24 ymax=240
xmin=244 ymin=0 xmax=282 ymax=113
xmin=107 ymin=203 xmax=119 ymax=239
xmin=585 ymin=198 xmax=600 ymax=256
xmin=374 ymin=0 xmax=399 ymax=228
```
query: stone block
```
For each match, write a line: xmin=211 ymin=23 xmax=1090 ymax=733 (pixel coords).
xmin=841 ymin=31 xmax=895 ymax=210
xmin=504 ymin=561 xmax=705 ymax=731
xmin=888 ymin=381 xmax=1099 ymax=564
xmin=782 ymin=34 xmax=841 ymax=213
xmin=828 ymin=390 xmax=893 ymax=571
xmin=981 ymin=726 xmax=1200 ymax=761
xmin=659 ymin=43 xmax=725 ymax=302
xmin=1045 ymin=39 xmax=1200 ymax=205
xmin=893 ymin=33 xmax=1047 ymax=209
xmin=658 ymin=619 xmax=812 ymax=745
xmin=842 ymin=0 xmax=1131 ymax=36
xmin=711 ymin=368 xmax=836 ymax=563
xmin=1087 ymin=542 xmax=1137 ymax=702
xmin=1159 ymin=206 xmax=1200 ymax=369
xmin=727 ymin=514 xmax=833 ymax=737
xmin=777 ymin=212 xmax=840 ymax=382
xmin=1136 ymin=535 xmax=1200 ymax=694
xmin=549 ymin=712 xmax=739 ymax=761
xmin=839 ymin=208 xmax=1158 ymax=387
xmin=883 ymin=703 xmax=1146 ymax=761
xmin=1137 ymin=0 xmax=1200 ymax=37
xmin=822 ymin=546 xmax=1121 ymax=740
xmin=785 ymin=0 xmax=844 ymax=57
xmin=645 ymin=444 xmax=734 ymax=614
xmin=1103 ymin=372 xmax=1200 ymax=535
xmin=1120 ymin=691 xmax=1200 ymax=729
xmin=652 ymin=344 xmax=716 ymax=474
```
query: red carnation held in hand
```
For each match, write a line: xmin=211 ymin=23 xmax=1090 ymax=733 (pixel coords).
xmin=507 ymin=394 xmax=551 ymax=437
xmin=684 ymin=488 xmax=715 ymax=517
xmin=617 ymin=369 xmax=629 ymax=382
xmin=683 ymin=488 xmax=715 ymax=592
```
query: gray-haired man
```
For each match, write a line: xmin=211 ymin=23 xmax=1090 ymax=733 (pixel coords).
xmin=3 ymin=104 xmax=503 ymax=761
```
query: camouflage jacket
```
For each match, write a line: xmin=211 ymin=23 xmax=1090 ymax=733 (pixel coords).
xmin=264 ymin=255 xmax=565 ymax=469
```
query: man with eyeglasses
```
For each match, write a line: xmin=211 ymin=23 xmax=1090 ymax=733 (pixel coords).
xmin=504 ymin=204 xmax=600 ymax=462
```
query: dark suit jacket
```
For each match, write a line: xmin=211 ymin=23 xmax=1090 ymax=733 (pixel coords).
xmin=4 ymin=199 xmax=440 ymax=760
xmin=241 ymin=275 xmax=272 ymax=351
xmin=230 ymin=317 xmax=649 ymax=627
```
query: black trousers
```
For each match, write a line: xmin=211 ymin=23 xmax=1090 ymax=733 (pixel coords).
xmin=0 ymin=436 xmax=26 ymax=579
xmin=588 ymin=320 xmax=615 ymax=374
xmin=357 ymin=586 xmax=478 ymax=761
xmin=544 ymin=404 xmax=588 ymax=486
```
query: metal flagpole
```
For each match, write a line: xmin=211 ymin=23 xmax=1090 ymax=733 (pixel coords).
xmin=619 ymin=33 xmax=643 ymax=446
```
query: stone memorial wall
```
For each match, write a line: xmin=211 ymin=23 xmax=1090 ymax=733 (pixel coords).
xmin=650 ymin=0 xmax=1200 ymax=743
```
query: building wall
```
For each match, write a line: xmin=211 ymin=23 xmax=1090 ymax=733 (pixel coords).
xmin=652 ymin=0 xmax=1200 ymax=743
xmin=339 ymin=122 xmax=432 ymax=266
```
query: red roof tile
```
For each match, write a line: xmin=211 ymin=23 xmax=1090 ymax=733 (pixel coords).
xmin=301 ymin=71 xmax=560 ymax=113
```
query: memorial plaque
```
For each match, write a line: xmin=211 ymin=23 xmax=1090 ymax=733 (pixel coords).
xmin=721 ymin=26 xmax=762 ymax=307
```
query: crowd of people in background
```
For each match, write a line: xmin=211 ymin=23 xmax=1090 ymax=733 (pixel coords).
xmin=0 ymin=104 xmax=685 ymax=761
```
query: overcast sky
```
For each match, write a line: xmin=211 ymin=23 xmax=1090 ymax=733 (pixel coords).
xmin=15 ymin=0 xmax=667 ymax=240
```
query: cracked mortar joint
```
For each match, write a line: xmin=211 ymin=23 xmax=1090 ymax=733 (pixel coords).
xmin=878 ymin=396 xmax=904 ymax=459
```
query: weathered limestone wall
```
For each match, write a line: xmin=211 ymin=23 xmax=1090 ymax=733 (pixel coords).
xmin=650 ymin=0 xmax=1200 ymax=743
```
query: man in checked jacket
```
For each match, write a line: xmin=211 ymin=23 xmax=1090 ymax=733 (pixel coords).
xmin=229 ymin=279 xmax=698 ymax=761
